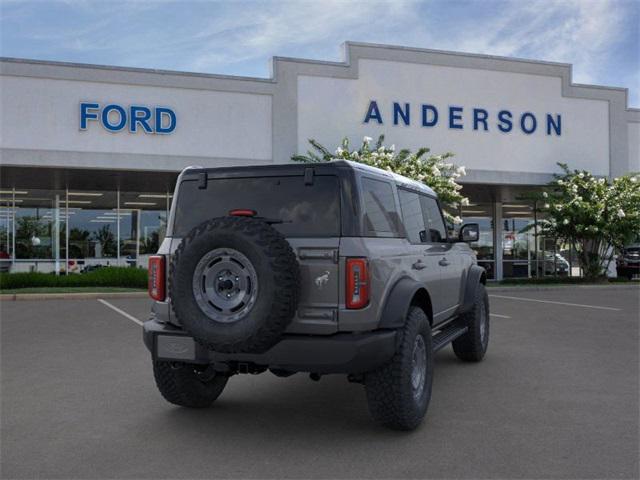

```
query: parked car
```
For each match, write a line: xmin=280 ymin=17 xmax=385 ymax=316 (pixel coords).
xmin=538 ymin=252 xmax=570 ymax=276
xmin=0 ymin=250 xmax=10 ymax=273
xmin=617 ymin=243 xmax=640 ymax=280
xmin=143 ymin=161 xmax=489 ymax=430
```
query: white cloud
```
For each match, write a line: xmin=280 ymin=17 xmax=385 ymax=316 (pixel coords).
xmin=178 ymin=0 xmax=635 ymax=93
xmin=428 ymin=0 xmax=631 ymax=86
xmin=183 ymin=0 xmax=419 ymax=71
xmin=1 ymin=0 xmax=636 ymax=103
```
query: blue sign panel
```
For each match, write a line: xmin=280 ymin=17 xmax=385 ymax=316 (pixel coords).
xmin=363 ymin=100 xmax=561 ymax=136
xmin=80 ymin=103 xmax=176 ymax=134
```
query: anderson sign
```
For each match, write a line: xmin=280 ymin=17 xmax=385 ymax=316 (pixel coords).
xmin=363 ymin=100 xmax=562 ymax=136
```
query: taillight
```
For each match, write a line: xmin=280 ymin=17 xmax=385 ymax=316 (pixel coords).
xmin=148 ymin=255 xmax=166 ymax=301
xmin=346 ymin=257 xmax=369 ymax=309
xmin=229 ymin=209 xmax=257 ymax=217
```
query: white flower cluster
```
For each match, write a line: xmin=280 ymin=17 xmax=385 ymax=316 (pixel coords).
xmin=322 ymin=136 xmax=469 ymax=224
xmin=537 ymin=163 xmax=640 ymax=278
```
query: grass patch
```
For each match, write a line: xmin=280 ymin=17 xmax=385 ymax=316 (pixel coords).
xmin=0 ymin=267 xmax=148 ymax=290
xmin=0 ymin=286 xmax=146 ymax=295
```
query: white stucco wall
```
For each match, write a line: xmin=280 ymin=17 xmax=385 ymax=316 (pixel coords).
xmin=298 ymin=59 xmax=611 ymax=177
xmin=0 ymin=75 xmax=272 ymax=169
xmin=628 ymin=122 xmax=640 ymax=173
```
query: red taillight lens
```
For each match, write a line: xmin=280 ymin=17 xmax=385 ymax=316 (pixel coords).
xmin=148 ymin=255 xmax=166 ymax=301
xmin=346 ymin=257 xmax=369 ymax=309
xmin=229 ymin=209 xmax=257 ymax=217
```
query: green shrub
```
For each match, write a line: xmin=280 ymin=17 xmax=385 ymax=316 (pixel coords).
xmin=0 ymin=267 xmax=148 ymax=290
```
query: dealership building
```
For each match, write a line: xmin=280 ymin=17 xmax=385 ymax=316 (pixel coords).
xmin=1 ymin=42 xmax=638 ymax=280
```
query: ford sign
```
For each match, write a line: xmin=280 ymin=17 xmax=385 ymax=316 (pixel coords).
xmin=80 ymin=102 xmax=176 ymax=134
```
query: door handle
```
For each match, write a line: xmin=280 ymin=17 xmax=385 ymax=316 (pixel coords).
xmin=412 ymin=260 xmax=427 ymax=270
xmin=438 ymin=258 xmax=450 ymax=267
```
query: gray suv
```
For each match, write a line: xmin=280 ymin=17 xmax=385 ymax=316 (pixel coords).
xmin=144 ymin=160 xmax=489 ymax=430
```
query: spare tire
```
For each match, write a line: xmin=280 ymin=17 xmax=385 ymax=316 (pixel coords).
xmin=170 ymin=216 xmax=300 ymax=353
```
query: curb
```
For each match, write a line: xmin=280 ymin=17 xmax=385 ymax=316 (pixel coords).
xmin=0 ymin=291 xmax=148 ymax=301
xmin=487 ymin=283 xmax=640 ymax=293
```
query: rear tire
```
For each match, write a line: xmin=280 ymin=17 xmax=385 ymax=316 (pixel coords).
xmin=364 ymin=306 xmax=433 ymax=430
xmin=452 ymin=284 xmax=489 ymax=362
xmin=153 ymin=361 xmax=228 ymax=408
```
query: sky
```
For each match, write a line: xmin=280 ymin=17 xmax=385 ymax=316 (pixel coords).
xmin=1 ymin=0 xmax=639 ymax=106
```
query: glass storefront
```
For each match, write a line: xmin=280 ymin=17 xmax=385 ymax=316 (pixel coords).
xmin=460 ymin=203 xmax=495 ymax=280
xmin=501 ymin=202 xmax=535 ymax=278
xmin=0 ymin=188 xmax=170 ymax=273
xmin=446 ymin=203 xmax=496 ymax=279
xmin=0 ymin=184 xmax=579 ymax=280
xmin=447 ymin=197 xmax=576 ymax=280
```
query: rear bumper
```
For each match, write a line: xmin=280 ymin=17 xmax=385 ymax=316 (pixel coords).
xmin=143 ymin=318 xmax=397 ymax=374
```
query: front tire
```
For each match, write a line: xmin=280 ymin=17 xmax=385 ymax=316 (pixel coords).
xmin=153 ymin=361 xmax=228 ymax=408
xmin=452 ymin=284 xmax=490 ymax=362
xmin=364 ymin=306 xmax=433 ymax=430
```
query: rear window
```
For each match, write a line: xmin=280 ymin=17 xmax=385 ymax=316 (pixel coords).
xmin=172 ymin=175 xmax=341 ymax=237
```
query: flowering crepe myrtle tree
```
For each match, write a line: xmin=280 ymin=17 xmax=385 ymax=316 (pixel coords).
xmin=535 ymin=163 xmax=640 ymax=279
xmin=292 ymin=135 xmax=469 ymax=224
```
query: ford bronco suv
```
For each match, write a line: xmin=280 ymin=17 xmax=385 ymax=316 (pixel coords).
xmin=143 ymin=160 xmax=489 ymax=430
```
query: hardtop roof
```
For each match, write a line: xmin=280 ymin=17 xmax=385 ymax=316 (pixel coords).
xmin=181 ymin=160 xmax=437 ymax=197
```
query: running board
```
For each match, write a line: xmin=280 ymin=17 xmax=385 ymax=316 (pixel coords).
xmin=432 ymin=323 xmax=468 ymax=351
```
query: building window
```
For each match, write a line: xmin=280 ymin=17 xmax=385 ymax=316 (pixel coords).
xmin=502 ymin=203 xmax=535 ymax=278
xmin=446 ymin=202 xmax=495 ymax=279
xmin=0 ymin=188 xmax=171 ymax=273
xmin=119 ymin=191 xmax=169 ymax=267
xmin=460 ymin=203 xmax=495 ymax=280
xmin=67 ymin=191 xmax=119 ymax=269
xmin=13 ymin=189 xmax=66 ymax=268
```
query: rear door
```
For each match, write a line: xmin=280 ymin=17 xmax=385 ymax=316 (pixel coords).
xmin=397 ymin=188 xmax=447 ymax=321
xmin=419 ymin=194 xmax=462 ymax=320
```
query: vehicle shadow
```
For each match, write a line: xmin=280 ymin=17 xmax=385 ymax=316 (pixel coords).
xmin=143 ymin=351 xmax=461 ymax=440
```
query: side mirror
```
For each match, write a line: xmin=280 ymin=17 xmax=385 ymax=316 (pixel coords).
xmin=459 ymin=223 xmax=479 ymax=242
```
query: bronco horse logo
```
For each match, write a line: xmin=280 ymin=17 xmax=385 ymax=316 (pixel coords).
xmin=314 ymin=271 xmax=330 ymax=289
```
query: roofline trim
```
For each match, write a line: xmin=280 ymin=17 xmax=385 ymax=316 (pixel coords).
xmin=1 ymin=40 xmax=635 ymax=110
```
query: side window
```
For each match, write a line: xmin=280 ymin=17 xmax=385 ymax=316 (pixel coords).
xmin=420 ymin=195 xmax=448 ymax=243
xmin=398 ymin=189 xmax=427 ymax=243
xmin=361 ymin=177 xmax=401 ymax=235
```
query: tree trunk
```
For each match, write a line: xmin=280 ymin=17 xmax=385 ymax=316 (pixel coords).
xmin=579 ymin=238 xmax=607 ymax=281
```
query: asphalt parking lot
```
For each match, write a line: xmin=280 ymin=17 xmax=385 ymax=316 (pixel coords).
xmin=1 ymin=285 xmax=638 ymax=479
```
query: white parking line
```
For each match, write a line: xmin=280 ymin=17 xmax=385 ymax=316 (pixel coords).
xmin=97 ymin=299 xmax=144 ymax=326
xmin=489 ymin=294 xmax=621 ymax=311
xmin=490 ymin=313 xmax=511 ymax=319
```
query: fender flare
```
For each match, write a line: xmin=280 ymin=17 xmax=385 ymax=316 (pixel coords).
xmin=459 ymin=265 xmax=487 ymax=314
xmin=378 ymin=277 xmax=430 ymax=329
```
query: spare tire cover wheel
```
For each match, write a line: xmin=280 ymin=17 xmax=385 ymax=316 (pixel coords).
xmin=192 ymin=247 xmax=259 ymax=324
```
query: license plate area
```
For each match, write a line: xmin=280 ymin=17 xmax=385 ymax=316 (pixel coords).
xmin=156 ymin=334 xmax=196 ymax=361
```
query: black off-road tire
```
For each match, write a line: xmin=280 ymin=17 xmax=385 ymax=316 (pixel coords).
xmin=170 ymin=216 xmax=300 ymax=354
xmin=364 ymin=307 xmax=433 ymax=431
xmin=452 ymin=283 xmax=489 ymax=362
xmin=153 ymin=361 xmax=228 ymax=408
